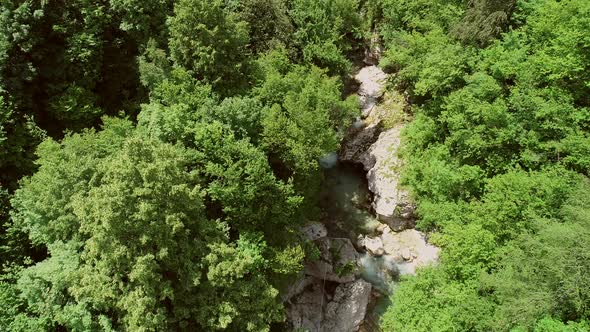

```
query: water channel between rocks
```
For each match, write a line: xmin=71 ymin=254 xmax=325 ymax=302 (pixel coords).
xmin=284 ymin=65 xmax=440 ymax=332
xmin=319 ymin=159 xmax=396 ymax=328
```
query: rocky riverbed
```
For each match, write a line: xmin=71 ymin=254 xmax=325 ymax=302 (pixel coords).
xmin=283 ymin=65 xmax=439 ymax=332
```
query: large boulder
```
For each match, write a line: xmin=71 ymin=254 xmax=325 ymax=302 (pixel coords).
xmin=323 ymin=279 xmax=372 ymax=332
xmin=286 ymin=279 xmax=372 ymax=332
xmin=281 ymin=275 xmax=315 ymax=302
xmin=380 ymin=228 xmax=439 ymax=275
xmin=305 ymin=238 xmax=359 ymax=283
xmin=363 ymin=34 xmax=383 ymax=66
xmin=362 ymin=126 xmax=416 ymax=231
xmin=340 ymin=66 xmax=391 ymax=165
xmin=301 ymin=222 xmax=328 ymax=241
xmin=355 ymin=66 xmax=387 ymax=118
xmin=286 ymin=278 xmax=326 ymax=332
xmin=359 ymin=236 xmax=384 ymax=256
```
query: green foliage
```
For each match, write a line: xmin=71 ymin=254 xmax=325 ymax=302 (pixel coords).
xmin=290 ymin=0 xmax=363 ymax=75
xmin=3 ymin=0 xmax=587 ymax=330
xmin=335 ymin=261 xmax=356 ymax=277
xmin=382 ymin=0 xmax=590 ymax=330
xmin=168 ymin=0 xmax=250 ymax=95
xmin=475 ymin=169 xmax=575 ymax=242
xmin=212 ymin=97 xmax=265 ymax=143
xmin=484 ymin=219 xmax=590 ymax=330
xmin=483 ymin=180 xmax=590 ymax=330
xmin=8 ymin=118 xmax=297 ymax=330
xmin=0 ymin=0 xmax=166 ymax=213
xmin=136 ymin=59 xmax=307 ymax=238
xmin=440 ymin=72 xmax=518 ymax=173
xmin=136 ymin=63 xmax=218 ymax=144
xmin=0 ymin=0 xmax=145 ymax=128
xmin=452 ymin=0 xmax=517 ymax=46
xmin=380 ymin=267 xmax=494 ymax=332
xmin=11 ymin=127 xmax=212 ymax=330
xmin=109 ymin=0 xmax=173 ymax=45
xmin=528 ymin=318 xmax=590 ymax=332
xmin=400 ymin=143 xmax=485 ymax=202
xmin=0 ymin=0 xmax=371 ymax=330
xmin=381 ymin=28 xmax=473 ymax=99
xmin=137 ymin=39 xmax=173 ymax=92
xmin=434 ymin=222 xmax=496 ymax=280
xmin=254 ymin=57 xmax=357 ymax=212
xmin=379 ymin=0 xmax=466 ymax=98
xmin=380 ymin=0 xmax=463 ymax=33
xmin=234 ymin=0 xmax=294 ymax=54
xmin=199 ymin=234 xmax=283 ymax=331
xmin=255 ymin=54 xmax=357 ymax=176
xmin=0 ymin=96 xmax=45 ymax=190
xmin=191 ymin=122 xmax=303 ymax=237
xmin=383 ymin=175 xmax=590 ymax=331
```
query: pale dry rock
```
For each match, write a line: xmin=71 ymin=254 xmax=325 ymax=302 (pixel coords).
xmin=301 ymin=222 xmax=328 ymax=241
xmin=363 ymin=236 xmax=384 ymax=257
xmin=355 ymin=66 xmax=388 ymax=118
xmin=281 ymin=275 xmax=315 ymax=302
xmin=339 ymin=122 xmax=382 ymax=164
xmin=287 ymin=279 xmax=372 ymax=332
xmin=380 ymin=229 xmax=439 ymax=275
xmin=363 ymin=126 xmax=416 ymax=231
xmin=324 ymin=279 xmax=372 ymax=332
xmin=286 ymin=278 xmax=326 ymax=332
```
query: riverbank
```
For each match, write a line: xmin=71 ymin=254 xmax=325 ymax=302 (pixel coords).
xmin=284 ymin=65 xmax=439 ymax=332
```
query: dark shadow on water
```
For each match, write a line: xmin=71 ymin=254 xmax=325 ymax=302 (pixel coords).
xmin=319 ymin=161 xmax=381 ymax=241
xmin=319 ymin=160 xmax=396 ymax=332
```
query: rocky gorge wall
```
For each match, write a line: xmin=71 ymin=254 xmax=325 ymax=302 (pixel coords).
xmin=283 ymin=65 xmax=439 ymax=332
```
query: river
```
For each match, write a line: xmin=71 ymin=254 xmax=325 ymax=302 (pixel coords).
xmin=284 ymin=65 xmax=439 ymax=332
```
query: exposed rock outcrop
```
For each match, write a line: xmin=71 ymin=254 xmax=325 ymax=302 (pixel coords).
xmin=323 ymin=280 xmax=372 ymax=332
xmin=363 ymin=34 xmax=383 ymax=66
xmin=304 ymin=237 xmax=359 ymax=283
xmin=339 ymin=122 xmax=382 ymax=165
xmin=359 ymin=236 xmax=384 ymax=257
xmin=287 ymin=64 xmax=439 ymax=332
xmin=363 ymin=126 xmax=416 ymax=231
xmin=281 ymin=275 xmax=315 ymax=302
xmin=356 ymin=66 xmax=387 ymax=118
xmin=340 ymin=66 xmax=416 ymax=231
xmin=301 ymin=222 xmax=328 ymax=241
xmin=339 ymin=66 xmax=387 ymax=165
xmin=380 ymin=228 xmax=439 ymax=275
xmin=286 ymin=278 xmax=326 ymax=332
xmin=287 ymin=278 xmax=372 ymax=332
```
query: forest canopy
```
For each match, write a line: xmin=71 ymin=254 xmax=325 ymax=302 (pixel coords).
xmin=379 ymin=0 xmax=590 ymax=330
xmin=0 ymin=0 xmax=589 ymax=331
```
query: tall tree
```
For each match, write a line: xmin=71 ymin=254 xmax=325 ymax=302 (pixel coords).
xmin=233 ymin=0 xmax=294 ymax=54
xmin=289 ymin=0 xmax=363 ymax=75
xmin=168 ymin=0 xmax=250 ymax=95
xmin=7 ymin=118 xmax=297 ymax=331
xmin=452 ymin=0 xmax=517 ymax=46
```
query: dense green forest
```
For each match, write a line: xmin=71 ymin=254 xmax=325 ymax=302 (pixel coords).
xmin=0 ymin=0 xmax=588 ymax=331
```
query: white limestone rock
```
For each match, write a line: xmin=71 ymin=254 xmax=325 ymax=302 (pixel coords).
xmin=362 ymin=236 xmax=384 ymax=257
xmin=362 ymin=125 xmax=416 ymax=231
xmin=339 ymin=122 xmax=383 ymax=164
xmin=380 ymin=229 xmax=439 ymax=275
xmin=287 ymin=279 xmax=372 ymax=332
xmin=355 ymin=66 xmax=388 ymax=118
xmin=286 ymin=279 xmax=326 ymax=332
